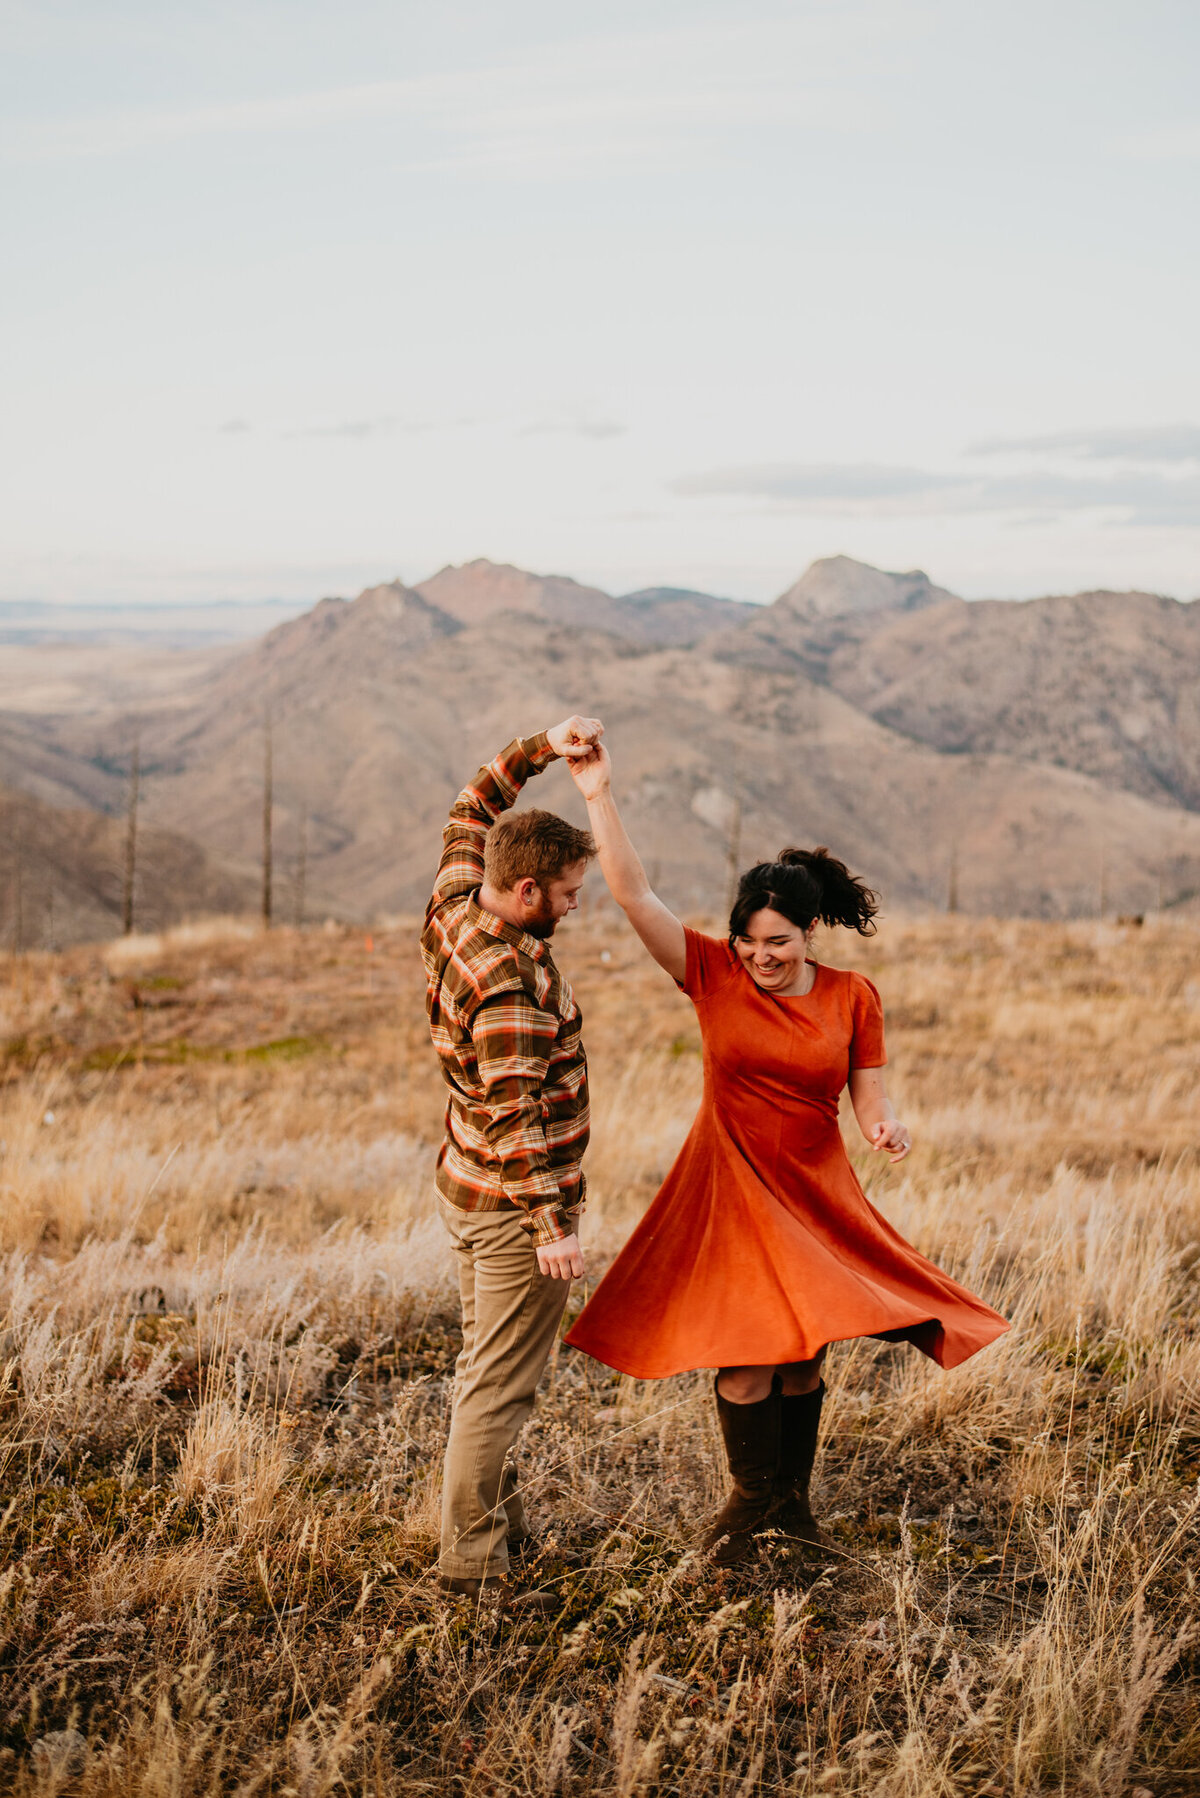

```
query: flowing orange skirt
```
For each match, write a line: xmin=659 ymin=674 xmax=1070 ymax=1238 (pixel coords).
xmin=566 ymin=931 xmax=1008 ymax=1377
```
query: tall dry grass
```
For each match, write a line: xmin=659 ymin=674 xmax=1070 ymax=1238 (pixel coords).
xmin=0 ymin=911 xmax=1197 ymax=1794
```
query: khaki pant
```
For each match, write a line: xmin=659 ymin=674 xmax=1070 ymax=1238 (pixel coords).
xmin=437 ymin=1196 xmax=576 ymax=1579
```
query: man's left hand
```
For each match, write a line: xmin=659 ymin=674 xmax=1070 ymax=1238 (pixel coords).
xmin=536 ymin=1233 xmax=586 ymax=1279
xmin=566 ymin=741 xmax=611 ymax=802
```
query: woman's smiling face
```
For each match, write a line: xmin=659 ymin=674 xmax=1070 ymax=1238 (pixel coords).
xmin=733 ymin=906 xmax=814 ymax=994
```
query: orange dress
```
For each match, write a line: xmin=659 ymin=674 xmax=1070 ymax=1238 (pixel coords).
xmin=565 ymin=928 xmax=1008 ymax=1377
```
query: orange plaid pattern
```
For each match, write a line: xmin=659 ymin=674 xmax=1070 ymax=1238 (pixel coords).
xmin=421 ymin=733 xmax=588 ymax=1247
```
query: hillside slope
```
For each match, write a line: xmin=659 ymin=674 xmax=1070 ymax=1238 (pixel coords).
xmin=83 ymin=585 xmax=1200 ymax=921
xmin=816 ymin=589 xmax=1200 ymax=810
xmin=416 ymin=558 xmax=752 ymax=646
xmin=5 ymin=555 xmax=1200 ymax=930
xmin=0 ymin=783 xmax=256 ymax=948
xmin=709 ymin=559 xmax=1200 ymax=810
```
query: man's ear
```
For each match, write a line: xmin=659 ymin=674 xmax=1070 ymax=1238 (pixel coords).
xmin=514 ymin=877 xmax=540 ymax=909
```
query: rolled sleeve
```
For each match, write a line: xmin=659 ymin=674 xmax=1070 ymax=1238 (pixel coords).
xmin=430 ymin=732 xmax=558 ymax=910
xmin=519 ymin=729 xmax=556 ymax=770
xmin=528 ymin=1202 xmax=576 ymax=1248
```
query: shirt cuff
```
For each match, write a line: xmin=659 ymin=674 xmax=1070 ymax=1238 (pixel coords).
xmin=520 ymin=730 xmax=557 ymax=769
xmin=527 ymin=1202 xmax=575 ymax=1248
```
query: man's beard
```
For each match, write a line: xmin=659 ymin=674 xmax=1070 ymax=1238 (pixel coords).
xmin=523 ymin=890 xmax=558 ymax=939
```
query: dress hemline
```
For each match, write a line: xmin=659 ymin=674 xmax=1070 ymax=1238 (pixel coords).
xmin=564 ymin=1312 xmax=1011 ymax=1381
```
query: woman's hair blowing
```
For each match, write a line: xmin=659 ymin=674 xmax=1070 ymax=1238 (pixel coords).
xmin=728 ymin=846 xmax=879 ymax=941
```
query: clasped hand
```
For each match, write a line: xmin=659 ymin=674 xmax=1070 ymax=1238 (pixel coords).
xmin=546 ymin=715 xmax=605 ymax=760
xmin=537 ymin=1233 xmax=586 ymax=1280
xmin=547 ymin=714 xmax=611 ymax=800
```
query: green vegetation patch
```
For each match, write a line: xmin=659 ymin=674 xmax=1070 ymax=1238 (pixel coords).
xmin=239 ymin=1033 xmax=332 ymax=1064
xmin=1 ymin=1032 xmax=65 ymax=1069
xmin=83 ymin=1032 xmax=334 ymax=1070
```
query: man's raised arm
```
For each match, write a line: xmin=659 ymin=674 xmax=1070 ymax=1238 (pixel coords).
xmin=428 ymin=716 xmax=604 ymax=911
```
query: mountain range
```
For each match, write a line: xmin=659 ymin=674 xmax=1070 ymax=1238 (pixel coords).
xmin=2 ymin=555 xmax=1199 ymax=944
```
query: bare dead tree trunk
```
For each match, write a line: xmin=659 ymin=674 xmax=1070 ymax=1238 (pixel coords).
xmin=122 ymin=736 xmax=140 ymax=935
xmin=10 ymin=808 xmax=25 ymax=956
xmin=946 ymin=838 xmax=959 ymax=914
xmin=261 ymin=712 xmax=274 ymax=928
xmin=724 ymin=792 xmax=743 ymax=917
xmin=292 ymin=803 xmax=308 ymax=928
xmin=724 ymin=745 xmax=743 ymax=916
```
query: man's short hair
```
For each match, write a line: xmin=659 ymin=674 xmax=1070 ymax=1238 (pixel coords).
xmin=484 ymin=808 xmax=596 ymax=893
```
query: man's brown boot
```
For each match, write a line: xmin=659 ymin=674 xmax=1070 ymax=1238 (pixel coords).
xmin=437 ymin=1573 xmax=560 ymax=1615
xmin=772 ymin=1380 xmax=827 ymax=1552
xmin=508 ymin=1534 xmax=585 ymax=1571
xmin=703 ymin=1381 xmax=781 ymax=1567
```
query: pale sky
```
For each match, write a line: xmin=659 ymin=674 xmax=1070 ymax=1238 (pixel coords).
xmin=4 ymin=0 xmax=1200 ymax=609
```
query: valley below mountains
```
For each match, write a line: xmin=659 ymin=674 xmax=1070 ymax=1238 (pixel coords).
xmin=3 ymin=555 xmax=1200 ymax=944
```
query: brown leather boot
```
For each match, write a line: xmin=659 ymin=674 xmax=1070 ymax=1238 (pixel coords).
xmin=704 ymin=1380 xmax=781 ymax=1566
xmin=772 ymin=1380 xmax=826 ymax=1551
xmin=437 ymin=1574 xmax=561 ymax=1615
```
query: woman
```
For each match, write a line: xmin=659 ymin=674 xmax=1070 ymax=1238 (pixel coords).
xmin=563 ymin=743 xmax=1008 ymax=1564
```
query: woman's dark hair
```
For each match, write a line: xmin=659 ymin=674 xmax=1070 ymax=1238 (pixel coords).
xmin=728 ymin=846 xmax=879 ymax=941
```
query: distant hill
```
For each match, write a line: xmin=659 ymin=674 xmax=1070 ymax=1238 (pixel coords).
xmin=0 ymin=783 xmax=255 ymax=949
xmin=4 ymin=553 xmax=1200 ymax=934
xmin=709 ymin=563 xmax=1200 ymax=812
xmin=415 ymin=558 xmax=752 ymax=646
xmin=775 ymin=554 xmax=958 ymax=619
xmin=822 ymin=588 xmax=1200 ymax=812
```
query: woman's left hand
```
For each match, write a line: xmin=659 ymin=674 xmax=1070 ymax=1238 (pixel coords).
xmin=871 ymin=1120 xmax=913 ymax=1163
xmin=567 ymin=741 xmax=612 ymax=801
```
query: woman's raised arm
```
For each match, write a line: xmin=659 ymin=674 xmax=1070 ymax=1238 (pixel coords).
xmin=568 ymin=744 xmax=687 ymax=984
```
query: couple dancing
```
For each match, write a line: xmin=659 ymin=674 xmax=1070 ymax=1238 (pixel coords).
xmin=422 ymin=716 xmax=1007 ymax=1603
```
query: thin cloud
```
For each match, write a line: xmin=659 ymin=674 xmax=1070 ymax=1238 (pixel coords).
xmin=284 ymin=415 xmax=482 ymax=439
xmin=218 ymin=418 xmax=252 ymax=435
xmin=969 ymin=424 xmax=1200 ymax=462
xmin=670 ymin=460 xmax=1200 ymax=526
xmin=0 ymin=18 xmax=888 ymax=172
xmin=977 ymin=470 xmax=1200 ymax=521
xmin=288 ymin=417 xmax=402 ymax=441
xmin=522 ymin=418 xmax=627 ymax=440
xmin=1120 ymin=123 xmax=1200 ymax=160
xmin=671 ymin=463 xmax=966 ymax=502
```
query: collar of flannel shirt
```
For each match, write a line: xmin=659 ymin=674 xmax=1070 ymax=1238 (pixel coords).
xmin=466 ymin=893 xmax=550 ymax=963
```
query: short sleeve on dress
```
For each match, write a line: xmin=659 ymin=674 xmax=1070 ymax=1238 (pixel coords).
xmin=848 ymin=972 xmax=887 ymax=1069
xmin=681 ymin=927 xmax=739 ymax=1000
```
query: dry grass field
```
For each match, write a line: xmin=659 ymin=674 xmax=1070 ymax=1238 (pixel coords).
xmin=1 ymin=905 xmax=1198 ymax=1796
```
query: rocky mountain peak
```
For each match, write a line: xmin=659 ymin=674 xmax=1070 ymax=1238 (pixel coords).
xmin=209 ymin=580 xmax=460 ymax=708
xmin=7 ymin=552 xmax=1200 ymax=932
xmin=415 ymin=559 xmax=606 ymax=625
xmin=349 ymin=579 xmax=460 ymax=634
xmin=776 ymin=555 xmax=959 ymax=619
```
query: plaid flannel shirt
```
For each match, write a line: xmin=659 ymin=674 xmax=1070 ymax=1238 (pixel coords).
xmin=421 ymin=733 xmax=588 ymax=1247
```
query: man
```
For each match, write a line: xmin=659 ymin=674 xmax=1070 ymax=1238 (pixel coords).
xmin=421 ymin=715 xmax=603 ymax=1601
